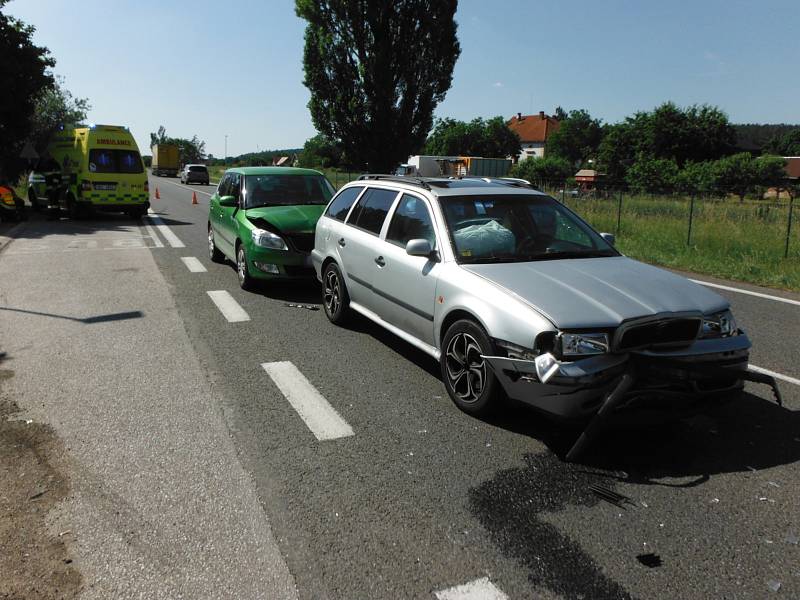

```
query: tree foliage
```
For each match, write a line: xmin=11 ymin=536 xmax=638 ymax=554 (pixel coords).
xmin=597 ymin=102 xmax=736 ymax=185
xmin=150 ymin=126 xmax=206 ymax=164
xmin=545 ymin=108 xmax=603 ymax=166
xmin=625 ymin=156 xmax=680 ymax=194
xmin=296 ymin=0 xmax=460 ymax=172
xmin=765 ymin=128 xmax=800 ymax=156
xmin=298 ymin=134 xmax=345 ymax=168
xmin=0 ymin=0 xmax=55 ymax=180
xmin=29 ymin=76 xmax=90 ymax=152
xmin=510 ymin=156 xmax=573 ymax=185
xmin=423 ymin=116 xmax=520 ymax=158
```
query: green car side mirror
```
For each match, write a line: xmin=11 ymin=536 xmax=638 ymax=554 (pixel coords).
xmin=219 ymin=195 xmax=237 ymax=207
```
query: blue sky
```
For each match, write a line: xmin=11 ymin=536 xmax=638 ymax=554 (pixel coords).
xmin=8 ymin=0 xmax=799 ymax=157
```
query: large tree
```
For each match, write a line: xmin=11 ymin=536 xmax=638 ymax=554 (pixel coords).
xmin=423 ymin=116 xmax=520 ymax=158
xmin=296 ymin=0 xmax=460 ymax=172
xmin=545 ymin=108 xmax=603 ymax=166
xmin=0 ymin=0 xmax=55 ymax=180
xmin=29 ymin=76 xmax=90 ymax=152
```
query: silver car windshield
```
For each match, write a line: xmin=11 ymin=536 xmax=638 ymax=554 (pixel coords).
xmin=244 ymin=174 xmax=334 ymax=208
xmin=440 ymin=194 xmax=618 ymax=264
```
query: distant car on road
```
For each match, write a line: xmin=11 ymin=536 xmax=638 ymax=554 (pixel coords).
xmin=180 ymin=164 xmax=210 ymax=185
xmin=312 ymin=175 xmax=774 ymax=459
xmin=207 ymin=167 xmax=335 ymax=289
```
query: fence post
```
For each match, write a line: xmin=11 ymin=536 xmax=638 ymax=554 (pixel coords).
xmin=687 ymin=193 xmax=695 ymax=246
xmin=616 ymin=190 xmax=623 ymax=236
xmin=335 ymin=171 xmax=339 ymax=189
xmin=560 ymin=186 xmax=565 ymax=204
xmin=786 ymin=195 xmax=795 ymax=259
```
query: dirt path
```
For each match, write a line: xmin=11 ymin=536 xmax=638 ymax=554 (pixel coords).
xmin=0 ymin=360 xmax=81 ymax=599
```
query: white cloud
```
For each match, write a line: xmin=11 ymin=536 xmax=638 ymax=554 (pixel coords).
xmin=493 ymin=82 xmax=503 ymax=88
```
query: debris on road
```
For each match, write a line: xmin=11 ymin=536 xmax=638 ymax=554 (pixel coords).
xmin=786 ymin=531 xmax=798 ymax=545
xmin=588 ymin=483 xmax=635 ymax=509
xmin=284 ymin=303 xmax=319 ymax=311
xmin=28 ymin=488 xmax=48 ymax=501
xmin=636 ymin=553 xmax=662 ymax=568
xmin=767 ymin=580 xmax=782 ymax=593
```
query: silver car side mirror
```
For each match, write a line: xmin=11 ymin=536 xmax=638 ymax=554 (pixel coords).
xmin=600 ymin=232 xmax=616 ymax=246
xmin=406 ymin=238 xmax=433 ymax=258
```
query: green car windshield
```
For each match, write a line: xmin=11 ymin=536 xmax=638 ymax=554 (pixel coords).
xmin=441 ymin=194 xmax=618 ymax=264
xmin=244 ymin=174 xmax=334 ymax=208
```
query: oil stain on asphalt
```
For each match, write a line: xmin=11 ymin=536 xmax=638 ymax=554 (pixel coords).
xmin=469 ymin=451 xmax=636 ymax=600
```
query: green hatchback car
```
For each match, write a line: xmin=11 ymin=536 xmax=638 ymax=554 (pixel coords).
xmin=207 ymin=167 xmax=335 ymax=289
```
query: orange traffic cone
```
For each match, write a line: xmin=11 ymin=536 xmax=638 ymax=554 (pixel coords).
xmin=155 ymin=187 xmax=160 ymax=200
xmin=191 ymin=191 xmax=198 ymax=205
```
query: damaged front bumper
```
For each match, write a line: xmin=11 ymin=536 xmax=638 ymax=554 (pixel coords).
xmin=484 ymin=331 xmax=783 ymax=462
xmin=483 ymin=332 xmax=761 ymax=422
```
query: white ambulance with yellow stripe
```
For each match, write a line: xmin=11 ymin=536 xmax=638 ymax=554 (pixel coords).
xmin=28 ymin=124 xmax=150 ymax=218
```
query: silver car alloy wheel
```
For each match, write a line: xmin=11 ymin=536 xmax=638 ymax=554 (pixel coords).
xmin=324 ymin=269 xmax=340 ymax=315
xmin=445 ymin=332 xmax=486 ymax=404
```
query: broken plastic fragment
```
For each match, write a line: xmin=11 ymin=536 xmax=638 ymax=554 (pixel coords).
xmin=636 ymin=553 xmax=662 ymax=568
xmin=711 ymin=498 xmax=720 ymax=504
xmin=767 ymin=580 xmax=781 ymax=593
xmin=786 ymin=531 xmax=798 ymax=545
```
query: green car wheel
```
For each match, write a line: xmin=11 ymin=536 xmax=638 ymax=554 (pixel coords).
xmin=237 ymin=243 xmax=256 ymax=291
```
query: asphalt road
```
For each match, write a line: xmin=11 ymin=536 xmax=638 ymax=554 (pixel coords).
xmin=2 ymin=174 xmax=799 ymax=599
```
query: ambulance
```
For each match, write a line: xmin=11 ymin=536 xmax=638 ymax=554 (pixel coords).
xmin=28 ymin=124 xmax=150 ymax=218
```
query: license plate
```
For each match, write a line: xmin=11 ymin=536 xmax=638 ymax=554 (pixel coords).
xmin=94 ymin=183 xmax=116 ymax=191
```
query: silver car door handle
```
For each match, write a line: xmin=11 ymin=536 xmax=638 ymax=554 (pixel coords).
xmin=374 ymin=256 xmax=385 ymax=267
xmin=338 ymin=238 xmax=346 ymax=247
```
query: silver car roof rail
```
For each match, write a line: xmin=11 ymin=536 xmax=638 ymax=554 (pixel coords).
xmin=357 ymin=174 xmax=431 ymax=190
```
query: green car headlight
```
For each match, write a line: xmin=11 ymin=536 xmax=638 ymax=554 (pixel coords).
xmin=701 ymin=309 xmax=737 ymax=338
xmin=251 ymin=228 xmax=288 ymax=250
xmin=560 ymin=332 xmax=609 ymax=358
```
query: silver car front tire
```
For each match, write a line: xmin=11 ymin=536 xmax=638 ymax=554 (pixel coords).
xmin=440 ymin=319 xmax=500 ymax=416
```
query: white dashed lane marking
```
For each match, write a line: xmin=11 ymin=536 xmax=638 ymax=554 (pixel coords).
xmin=206 ymin=290 xmax=250 ymax=323
xmin=691 ymin=279 xmax=800 ymax=307
xmin=435 ymin=577 xmax=509 ymax=600
xmin=145 ymin=210 xmax=185 ymax=248
xmin=180 ymin=257 xmax=207 ymax=273
xmin=261 ymin=361 xmax=354 ymax=441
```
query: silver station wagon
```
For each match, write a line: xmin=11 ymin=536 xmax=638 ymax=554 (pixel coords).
xmin=311 ymin=176 xmax=780 ymax=459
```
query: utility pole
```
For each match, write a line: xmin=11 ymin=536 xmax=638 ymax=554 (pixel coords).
xmin=224 ymin=134 xmax=228 ymax=162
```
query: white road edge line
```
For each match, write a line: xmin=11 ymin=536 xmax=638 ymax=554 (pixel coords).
xmin=180 ymin=256 xmax=207 ymax=273
xmin=750 ymin=364 xmax=800 ymax=387
xmin=261 ymin=361 xmax=354 ymax=441
xmin=206 ymin=290 xmax=250 ymax=323
xmin=142 ymin=223 xmax=164 ymax=248
xmin=144 ymin=211 xmax=185 ymax=248
xmin=691 ymin=279 xmax=800 ymax=307
xmin=435 ymin=577 xmax=509 ymax=600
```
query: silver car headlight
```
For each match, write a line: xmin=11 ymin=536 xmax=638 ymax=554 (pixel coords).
xmin=701 ymin=309 xmax=737 ymax=338
xmin=559 ymin=332 xmax=610 ymax=357
xmin=251 ymin=228 xmax=288 ymax=250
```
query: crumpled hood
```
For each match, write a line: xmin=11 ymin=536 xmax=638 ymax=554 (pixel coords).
xmin=245 ymin=205 xmax=324 ymax=233
xmin=463 ymin=256 xmax=728 ymax=328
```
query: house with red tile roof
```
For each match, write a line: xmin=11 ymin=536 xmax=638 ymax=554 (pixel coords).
xmin=506 ymin=111 xmax=561 ymax=163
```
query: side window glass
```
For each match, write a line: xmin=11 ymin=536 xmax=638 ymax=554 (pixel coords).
xmin=218 ymin=173 xmax=230 ymax=197
xmin=386 ymin=194 xmax=436 ymax=248
xmin=348 ymin=188 xmax=398 ymax=235
xmin=229 ymin=174 xmax=241 ymax=202
xmin=554 ymin=211 xmax=592 ymax=248
xmin=325 ymin=186 xmax=363 ymax=221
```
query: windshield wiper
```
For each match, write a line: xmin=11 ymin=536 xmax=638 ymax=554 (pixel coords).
xmin=529 ymin=250 xmax=617 ymax=260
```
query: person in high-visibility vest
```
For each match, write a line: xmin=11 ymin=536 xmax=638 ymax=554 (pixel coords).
xmin=0 ymin=178 xmax=26 ymax=222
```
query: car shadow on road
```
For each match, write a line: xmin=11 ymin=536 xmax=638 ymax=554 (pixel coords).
xmin=0 ymin=210 xmax=181 ymax=242
xmin=488 ymin=391 xmax=799 ymax=481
